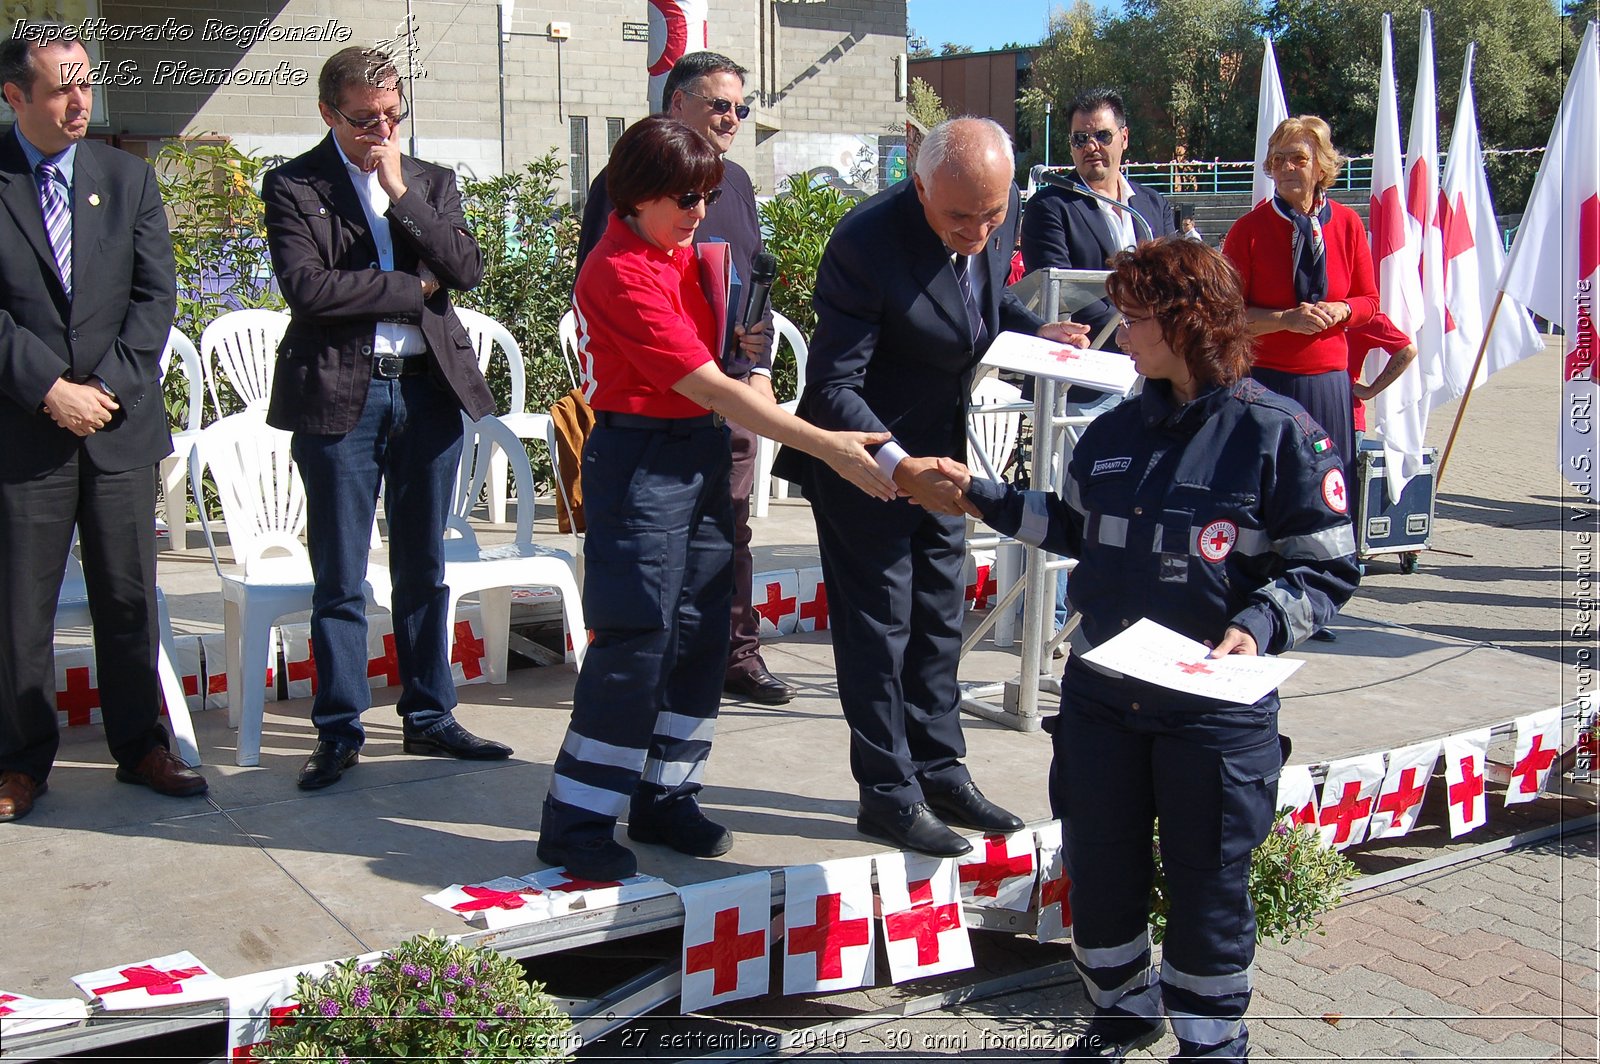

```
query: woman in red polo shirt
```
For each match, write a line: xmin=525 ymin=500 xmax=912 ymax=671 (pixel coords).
xmin=537 ymin=115 xmax=895 ymax=882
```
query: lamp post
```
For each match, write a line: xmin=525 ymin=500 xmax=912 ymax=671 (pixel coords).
xmin=1044 ymin=99 xmax=1052 ymax=169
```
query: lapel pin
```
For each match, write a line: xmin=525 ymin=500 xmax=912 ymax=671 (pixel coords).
xmin=88 ymin=193 xmax=100 ymax=206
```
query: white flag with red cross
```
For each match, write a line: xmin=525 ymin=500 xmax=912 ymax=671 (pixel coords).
xmin=518 ymin=868 xmax=675 ymax=911
xmin=72 ymin=951 xmax=227 ymax=1010
xmin=165 ymin=634 xmax=205 ymax=715
xmin=795 ymin=566 xmax=829 ymax=632
xmin=1443 ymin=728 xmax=1492 ymax=837
xmin=1368 ymin=739 xmax=1441 ymax=839
xmin=782 ymin=857 xmax=875 ymax=995
xmin=753 ymin=571 xmax=800 ymax=637
xmin=423 ymin=877 xmax=564 ymax=929
xmin=1034 ymin=820 xmax=1071 ymax=944
xmin=205 ymin=631 xmax=278 ymax=710
xmin=365 ymin=621 xmax=404 ymax=691
xmin=224 ymin=956 xmax=366 ymax=1061
xmin=1275 ymin=765 xmax=1319 ymax=830
xmin=447 ymin=606 xmax=489 ymax=687
xmin=280 ymin=622 xmax=326 ymax=701
xmin=965 ymin=555 xmax=996 ymax=611
xmin=678 ymin=871 xmax=772 ymax=1011
xmin=956 ymin=830 xmax=1036 ymax=912
xmin=1316 ymin=754 xmax=1386 ymax=850
xmin=0 ymin=990 xmax=88 ymax=1038
xmin=875 ymin=852 xmax=972 ymax=983
xmin=53 ymin=645 xmax=101 ymax=728
xmin=1505 ymin=708 xmax=1563 ymax=806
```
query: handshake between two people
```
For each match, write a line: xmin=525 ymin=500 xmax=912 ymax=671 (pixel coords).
xmin=895 ymin=455 xmax=982 ymax=518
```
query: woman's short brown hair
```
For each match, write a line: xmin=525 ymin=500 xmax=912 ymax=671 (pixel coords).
xmin=1105 ymin=238 xmax=1253 ymax=387
xmin=606 ymin=115 xmax=725 ymax=219
xmin=1264 ymin=115 xmax=1344 ymax=193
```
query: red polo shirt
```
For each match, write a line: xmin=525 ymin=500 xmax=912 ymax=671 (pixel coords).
xmin=572 ymin=212 xmax=718 ymax=417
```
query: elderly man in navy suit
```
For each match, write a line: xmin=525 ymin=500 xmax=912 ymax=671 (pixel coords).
xmin=775 ymin=117 xmax=1088 ymax=857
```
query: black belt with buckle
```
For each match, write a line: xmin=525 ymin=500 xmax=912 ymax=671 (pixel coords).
xmin=373 ymin=356 xmax=428 ymax=380
xmin=594 ymin=410 xmax=722 ymax=434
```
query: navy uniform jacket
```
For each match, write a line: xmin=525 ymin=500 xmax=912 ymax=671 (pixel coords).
xmin=967 ymin=377 xmax=1360 ymax=711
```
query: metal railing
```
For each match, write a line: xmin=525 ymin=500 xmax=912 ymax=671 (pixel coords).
xmin=1122 ymin=157 xmax=1377 ymax=197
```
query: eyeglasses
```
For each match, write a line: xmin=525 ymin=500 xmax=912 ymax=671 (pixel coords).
xmin=680 ymin=89 xmax=751 ymax=120
xmin=1116 ymin=313 xmax=1155 ymax=330
xmin=1070 ymin=128 xmax=1120 ymax=150
xmin=330 ymin=102 xmax=409 ymax=131
xmin=675 ymin=188 xmax=724 ymax=211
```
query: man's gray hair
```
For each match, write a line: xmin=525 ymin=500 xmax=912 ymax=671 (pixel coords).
xmin=915 ymin=116 xmax=1014 ymax=182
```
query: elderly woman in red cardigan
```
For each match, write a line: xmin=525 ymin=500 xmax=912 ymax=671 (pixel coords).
xmin=1224 ymin=115 xmax=1378 ymax=480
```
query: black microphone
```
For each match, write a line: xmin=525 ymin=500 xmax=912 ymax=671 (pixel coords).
xmin=742 ymin=252 xmax=778 ymax=330
xmin=1036 ymin=169 xmax=1154 ymax=244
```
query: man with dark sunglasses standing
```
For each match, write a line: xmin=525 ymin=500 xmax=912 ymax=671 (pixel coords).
xmin=262 ymin=46 xmax=511 ymax=790
xmin=1020 ymin=88 xmax=1175 ymax=353
xmin=577 ymin=52 xmax=793 ymax=707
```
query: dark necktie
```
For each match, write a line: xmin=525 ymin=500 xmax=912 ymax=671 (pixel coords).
xmin=37 ymin=161 xmax=72 ymax=300
xmin=953 ymin=254 xmax=985 ymax=348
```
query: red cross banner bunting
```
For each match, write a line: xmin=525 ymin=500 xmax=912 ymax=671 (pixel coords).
xmin=422 ymin=877 xmax=562 ymax=930
xmin=1505 ymin=709 xmax=1563 ymax=807
xmin=52 ymin=647 xmax=101 ymax=728
xmin=753 ymin=571 xmax=801 ymax=637
xmin=0 ymin=990 xmax=88 ymax=1038
xmin=204 ymin=631 xmax=278 ymax=711
xmin=1367 ymin=739 xmax=1441 ymax=840
xmin=1034 ymin=821 xmax=1072 ymax=944
xmin=965 ymin=559 xmax=997 ymax=611
xmin=1316 ymin=754 xmax=1386 ymax=850
xmin=874 ymin=852 xmax=973 ymax=983
xmin=1275 ymin=765 xmax=1320 ymax=830
xmin=679 ymin=872 xmax=772 ymax=1011
xmin=518 ymin=868 xmax=675 ymax=912
xmin=955 ymin=830 xmax=1037 ymax=912
xmin=796 ymin=566 xmax=829 ymax=633
xmin=781 ymin=858 xmax=875 ymax=995
xmin=224 ymin=957 xmax=351 ymax=1061
xmin=71 ymin=951 xmax=227 ymax=1010
xmin=447 ymin=609 xmax=489 ymax=686
xmin=1443 ymin=728 xmax=1493 ymax=837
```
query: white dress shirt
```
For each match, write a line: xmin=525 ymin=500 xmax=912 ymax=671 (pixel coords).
xmin=333 ymin=138 xmax=426 ymax=358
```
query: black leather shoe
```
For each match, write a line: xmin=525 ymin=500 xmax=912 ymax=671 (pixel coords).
xmin=402 ymin=720 xmax=512 ymax=760
xmin=536 ymin=835 xmax=637 ymax=882
xmin=925 ymin=781 xmax=1025 ymax=833
xmin=1310 ymin=628 xmax=1338 ymax=643
xmin=297 ymin=741 xmax=359 ymax=791
xmin=857 ymin=802 xmax=972 ymax=857
xmin=1061 ymin=1010 xmax=1166 ymax=1060
xmin=628 ymin=797 xmax=734 ymax=857
xmin=723 ymin=666 xmax=795 ymax=705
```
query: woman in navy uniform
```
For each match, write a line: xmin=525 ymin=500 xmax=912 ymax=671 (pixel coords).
xmin=537 ymin=116 xmax=895 ymax=882
xmin=940 ymin=238 xmax=1359 ymax=1062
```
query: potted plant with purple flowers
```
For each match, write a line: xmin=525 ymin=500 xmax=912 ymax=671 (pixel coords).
xmin=255 ymin=932 xmax=574 ymax=1062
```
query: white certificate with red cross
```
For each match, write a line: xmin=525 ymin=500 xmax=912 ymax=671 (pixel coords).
xmin=1078 ymin=618 xmax=1303 ymax=705
xmin=980 ymin=330 xmax=1139 ymax=394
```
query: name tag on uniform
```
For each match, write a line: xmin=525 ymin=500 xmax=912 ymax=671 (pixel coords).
xmin=1091 ymin=457 xmax=1132 ymax=477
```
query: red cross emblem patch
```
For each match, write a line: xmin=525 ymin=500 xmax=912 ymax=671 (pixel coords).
xmin=1197 ymin=519 xmax=1237 ymax=562
xmin=1321 ymin=469 xmax=1348 ymax=514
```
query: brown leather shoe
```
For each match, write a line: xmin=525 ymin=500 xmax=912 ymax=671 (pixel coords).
xmin=115 ymin=747 xmax=208 ymax=798
xmin=0 ymin=771 xmax=46 ymax=822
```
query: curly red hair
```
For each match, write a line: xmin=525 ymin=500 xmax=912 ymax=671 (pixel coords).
xmin=1104 ymin=237 xmax=1252 ymax=387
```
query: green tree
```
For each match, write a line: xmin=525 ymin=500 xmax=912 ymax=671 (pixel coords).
xmin=1017 ymin=0 xmax=1115 ymax=166
xmin=908 ymin=77 xmax=950 ymax=128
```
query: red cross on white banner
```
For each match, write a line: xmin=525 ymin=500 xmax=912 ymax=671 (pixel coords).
xmin=1034 ymin=820 xmax=1072 ymax=943
xmin=1505 ymin=709 xmax=1562 ymax=806
xmin=1443 ymin=729 xmax=1491 ymax=837
xmin=966 ymin=562 xmax=995 ymax=610
xmin=225 ymin=958 xmax=350 ymax=1060
xmin=797 ymin=567 xmax=829 ymax=632
xmin=679 ymin=871 xmax=772 ymax=1010
xmin=367 ymin=632 xmax=402 ymax=688
xmin=450 ymin=619 xmax=486 ymax=682
xmin=1368 ymin=739 xmax=1440 ymax=839
xmin=956 ymin=831 xmax=1036 ymax=911
xmin=203 ymin=631 xmax=278 ymax=711
xmin=1316 ymin=754 xmax=1385 ymax=850
xmin=753 ymin=574 xmax=799 ymax=635
xmin=73 ymin=952 xmax=226 ymax=1010
xmin=0 ymin=990 xmax=89 ymax=1036
xmin=875 ymin=852 xmax=972 ymax=982
xmin=782 ymin=858 xmax=875 ymax=994
xmin=1275 ymin=765 xmax=1319 ymax=830
xmin=55 ymin=661 xmax=100 ymax=727
xmin=424 ymin=877 xmax=562 ymax=929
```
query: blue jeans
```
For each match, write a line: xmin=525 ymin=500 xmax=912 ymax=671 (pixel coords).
xmin=292 ymin=374 xmax=464 ymax=747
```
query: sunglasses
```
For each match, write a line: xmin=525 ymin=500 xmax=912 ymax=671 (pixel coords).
xmin=675 ymin=188 xmax=724 ymax=210
xmin=330 ymin=102 xmax=410 ymax=131
xmin=1070 ymin=128 xmax=1120 ymax=150
xmin=680 ymin=88 xmax=751 ymax=120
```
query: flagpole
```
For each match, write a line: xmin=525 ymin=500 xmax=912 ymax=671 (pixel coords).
xmin=1434 ymin=290 xmax=1506 ymax=490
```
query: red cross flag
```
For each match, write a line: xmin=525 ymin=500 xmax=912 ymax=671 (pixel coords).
xmin=423 ymin=877 xmax=563 ymax=930
xmin=448 ymin=607 xmax=489 ymax=687
xmin=0 ymin=990 xmax=88 ymax=1038
xmin=1506 ymin=708 xmax=1563 ymax=806
xmin=796 ymin=566 xmax=829 ymax=632
xmin=72 ymin=951 xmax=227 ymax=1010
xmin=204 ymin=630 xmax=279 ymax=711
xmin=225 ymin=957 xmax=357 ymax=1061
xmin=1275 ymin=765 xmax=1320 ymax=830
xmin=167 ymin=634 xmax=205 ymax=714
xmin=965 ymin=558 xmax=996 ymax=611
xmin=753 ymin=571 xmax=800 ymax=637
xmin=956 ymin=830 xmax=1037 ymax=912
xmin=647 ymin=0 xmax=708 ymax=112
xmin=518 ymin=868 xmax=674 ymax=912
xmin=1368 ymin=739 xmax=1441 ymax=840
xmin=875 ymin=852 xmax=972 ymax=983
xmin=679 ymin=871 xmax=772 ymax=1011
xmin=1443 ymin=728 xmax=1492 ymax=837
xmin=53 ymin=647 xmax=101 ymax=728
xmin=1034 ymin=820 xmax=1072 ymax=944
xmin=1316 ymin=754 xmax=1386 ymax=850
xmin=782 ymin=857 xmax=875 ymax=995
xmin=280 ymin=622 xmax=321 ymax=701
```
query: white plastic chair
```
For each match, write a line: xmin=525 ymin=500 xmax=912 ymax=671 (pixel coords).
xmin=751 ymin=312 xmax=810 ymax=517
xmin=966 ymin=375 xmax=1030 ymax=641
xmin=449 ymin=412 xmax=586 ymax=682
xmin=158 ymin=327 xmax=204 ymax=552
xmin=455 ymin=308 xmax=556 ymax=526
xmin=55 ymin=538 xmax=200 ymax=767
xmin=199 ymin=309 xmax=288 ymax=417
xmin=189 ymin=411 xmax=390 ymax=767
xmin=558 ymin=309 xmax=582 ymax=392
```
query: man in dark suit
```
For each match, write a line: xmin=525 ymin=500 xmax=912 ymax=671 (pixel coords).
xmin=775 ymin=118 xmax=1088 ymax=857
xmin=1021 ymin=88 xmax=1176 ymax=352
xmin=0 ymin=30 xmax=207 ymax=821
xmin=263 ymin=46 xmax=509 ymax=790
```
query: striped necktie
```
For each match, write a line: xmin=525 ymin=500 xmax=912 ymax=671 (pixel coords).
xmin=37 ymin=161 xmax=72 ymax=300
xmin=953 ymin=254 xmax=985 ymax=348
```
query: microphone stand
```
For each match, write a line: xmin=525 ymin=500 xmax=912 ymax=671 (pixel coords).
xmin=1036 ymin=168 xmax=1155 ymax=244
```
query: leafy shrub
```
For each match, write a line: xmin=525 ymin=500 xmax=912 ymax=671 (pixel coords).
xmin=758 ymin=174 xmax=856 ymax=400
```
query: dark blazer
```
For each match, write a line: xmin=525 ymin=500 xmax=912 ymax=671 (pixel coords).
xmin=1019 ymin=176 xmax=1175 ymax=350
xmin=0 ymin=129 xmax=176 ymax=478
xmin=262 ymin=135 xmax=493 ymax=435
xmin=773 ymin=178 xmax=1040 ymax=488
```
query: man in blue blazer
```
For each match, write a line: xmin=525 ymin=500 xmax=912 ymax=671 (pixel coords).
xmin=775 ymin=118 xmax=1087 ymax=857
xmin=1020 ymin=88 xmax=1176 ymax=353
